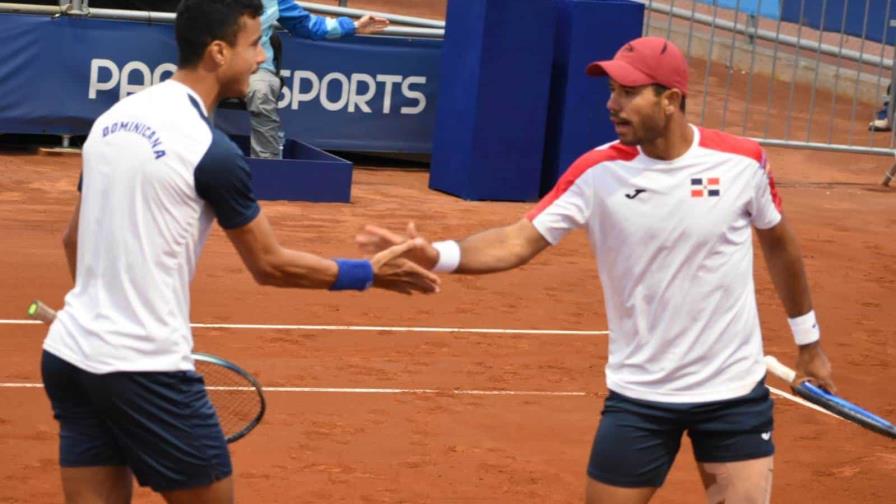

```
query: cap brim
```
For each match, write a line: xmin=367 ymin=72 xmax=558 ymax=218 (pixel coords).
xmin=585 ymin=60 xmax=654 ymax=87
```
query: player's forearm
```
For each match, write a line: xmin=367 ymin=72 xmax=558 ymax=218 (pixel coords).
xmin=759 ymin=228 xmax=813 ymax=317
xmin=251 ymin=247 xmax=339 ymax=288
xmin=455 ymin=223 xmax=541 ymax=274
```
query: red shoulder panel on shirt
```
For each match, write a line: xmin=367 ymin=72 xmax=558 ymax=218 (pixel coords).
xmin=526 ymin=142 xmax=638 ymax=221
xmin=699 ymin=127 xmax=782 ymax=211
xmin=697 ymin=127 xmax=764 ymax=164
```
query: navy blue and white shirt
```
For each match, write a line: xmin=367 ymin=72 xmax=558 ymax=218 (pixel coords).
xmin=259 ymin=0 xmax=356 ymax=73
xmin=44 ymin=79 xmax=259 ymax=373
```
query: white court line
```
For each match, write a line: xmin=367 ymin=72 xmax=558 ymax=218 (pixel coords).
xmin=0 ymin=381 xmax=851 ymax=414
xmin=0 ymin=382 xmax=585 ymax=397
xmin=0 ymin=319 xmax=839 ymax=418
xmin=767 ymin=385 xmax=842 ymax=420
xmin=0 ymin=319 xmax=608 ymax=336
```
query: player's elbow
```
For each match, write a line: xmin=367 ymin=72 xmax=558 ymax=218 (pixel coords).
xmin=505 ymin=222 xmax=548 ymax=269
xmin=249 ymin=263 xmax=284 ymax=287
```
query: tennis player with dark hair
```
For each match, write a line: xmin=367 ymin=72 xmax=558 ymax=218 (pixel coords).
xmin=41 ymin=1 xmax=438 ymax=502
xmin=358 ymin=36 xmax=835 ymax=504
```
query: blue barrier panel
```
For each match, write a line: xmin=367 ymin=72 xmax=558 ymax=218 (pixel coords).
xmin=0 ymin=13 xmax=440 ymax=153
xmin=780 ymin=0 xmax=896 ymax=44
xmin=428 ymin=0 xmax=557 ymax=201
xmin=542 ymin=0 xmax=643 ymax=194
xmin=229 ymin=136 xmax=353 ymax=203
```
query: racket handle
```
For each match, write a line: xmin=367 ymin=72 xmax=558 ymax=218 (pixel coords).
xmin=764 ymin=355 xmax=797 ymax=384
xmin=27 ymin=300 xmax=57 ymax=324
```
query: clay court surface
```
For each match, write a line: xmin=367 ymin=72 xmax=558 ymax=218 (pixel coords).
xmin=1 ymin=1 xmax=896 ymax=502
xmin=1 ymin=144 xmax=895 ymax=503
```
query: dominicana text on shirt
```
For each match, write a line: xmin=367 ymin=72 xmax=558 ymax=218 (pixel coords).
xmin=101 ymin=120 xmax=166 ymax=160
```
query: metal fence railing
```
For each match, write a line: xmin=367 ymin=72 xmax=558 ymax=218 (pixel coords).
xmin=0 ymin=1 xmax=445 ymax=38
xmin=642 ymin=0 xmax=896 ymax=158
xmin=6 ymin=1 xmax=895 ymax=166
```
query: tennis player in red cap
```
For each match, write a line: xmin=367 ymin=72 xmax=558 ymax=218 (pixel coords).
xmin=358 ymin=36 xmax=835 ymax=503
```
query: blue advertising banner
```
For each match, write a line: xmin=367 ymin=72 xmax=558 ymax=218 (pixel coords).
xmin=0 ymin=13 xmax=441 ymax=153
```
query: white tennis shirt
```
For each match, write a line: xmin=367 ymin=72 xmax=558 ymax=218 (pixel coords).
xmin=528 ymin=125 xmax=782 ymax=403
xmin=43 ymin=80 xmax=260 ymax=373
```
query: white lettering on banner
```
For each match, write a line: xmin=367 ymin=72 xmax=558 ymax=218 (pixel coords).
xmin=349 ymin=73 xmax=376 ymax=113
xmin=279 ymin=70 xmax=427 ymax=115
xmin=319 ymin=72 xmax=350 ymax=112
xmin=89 ymin=59 xmax=429 ymax=115
xmin=376 ymin=75 xmax=402 ymax=114
xmin=400 ymin=76 xmax=427 ymax=115
xmin=89 ymin=59 xmax=177 ymax=100
xmin=88 ymin=59 xmax=119 ymax=99
xmin=285 ymin=70 xmax=319 ymax=109
xmin=153 ymin=64 xmax=178 ymax=89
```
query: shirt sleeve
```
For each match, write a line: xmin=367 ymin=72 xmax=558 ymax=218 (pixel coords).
xmin=194 ymin=130 xmax=261 ymax=230
xmin=748 ymin=150 xmax=783 ymax=230
xmin=277 ymin=0 xmax=356 ymax=40
xmin=524 ymin=166 xmax=595 ymax=245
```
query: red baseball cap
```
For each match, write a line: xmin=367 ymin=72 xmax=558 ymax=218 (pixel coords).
xmin=586 ymin=37 xmax=688 ymax=95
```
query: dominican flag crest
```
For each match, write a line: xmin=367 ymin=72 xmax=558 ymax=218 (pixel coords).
xmin=691 ymin=177 xmax=720 ymax=198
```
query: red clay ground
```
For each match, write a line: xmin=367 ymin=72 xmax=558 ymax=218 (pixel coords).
xmin=1 ymin=145 xmax=895 ymax=503
xmin=2 ymin=1 xmax=896 ymax=502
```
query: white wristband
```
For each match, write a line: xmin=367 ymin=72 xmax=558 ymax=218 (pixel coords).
xmin=788 ymin=310 xmax=820 ymax=346
xmin=431 ymin=240 xmax=461 ymax=273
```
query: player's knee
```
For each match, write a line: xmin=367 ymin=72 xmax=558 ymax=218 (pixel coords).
xmin=700 ymin=457 xmax=773 ymax=504
xmin=585 ymin=477 xmax=656 ymax=504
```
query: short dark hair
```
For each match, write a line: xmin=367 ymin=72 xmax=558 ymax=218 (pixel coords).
xmin=652 ymin=84 xmax=687 ymax=113
xmin=175 ymin=0 xmax=263 ymax=68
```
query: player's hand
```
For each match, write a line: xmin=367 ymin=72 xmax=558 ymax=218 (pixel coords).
xmin=795 ymin=341 xmax=836 ymax=393
xmin=369 ymin=238 xmax=440 ymax=294
xmin=357 ymin=222 xmax=439 ymax=270
xmin=354 ymin=15 xmax=390 ymax=34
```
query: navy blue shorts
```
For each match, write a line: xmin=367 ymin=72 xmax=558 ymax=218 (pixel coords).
xmin=41 ymin=350 xmax=232 ymax=492
xmin=587 ymin=380 xmax=774 ymax=488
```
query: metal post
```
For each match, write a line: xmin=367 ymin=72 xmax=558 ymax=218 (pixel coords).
xmin=885 ymin=19 xmax=896 ymax=183
xmin=881 ymin=158 xmax=896 ymax=186
xmin=748 ymin=13 xmax=757 ymax=45
xmin=888 ymin=19 xmax=896 ymax=148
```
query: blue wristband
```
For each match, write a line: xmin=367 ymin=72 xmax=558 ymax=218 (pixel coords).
xmin=329 ymin=259 xmax=374 ymax=291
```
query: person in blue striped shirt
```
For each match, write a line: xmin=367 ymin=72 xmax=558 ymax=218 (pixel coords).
xmin=248 ymin=0 xmax=389 ymax=158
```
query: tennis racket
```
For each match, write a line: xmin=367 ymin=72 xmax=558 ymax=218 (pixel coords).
xmin=765 ymin=355 xmax=896 ymax=440
xmin=28 ymin=300 xmax=265 ymax=443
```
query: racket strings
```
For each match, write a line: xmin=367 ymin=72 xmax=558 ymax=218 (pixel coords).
xmin=196 ymin=361 xmax=263 ymax=439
